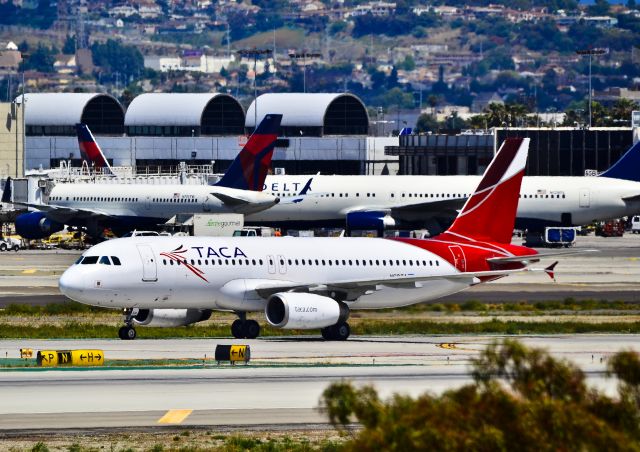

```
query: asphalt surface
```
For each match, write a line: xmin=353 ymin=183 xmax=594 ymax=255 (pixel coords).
xmin=0 ymin=235 xmax=637 ymax=431
xmin=0 ymin=335 xmax=635 ymax=430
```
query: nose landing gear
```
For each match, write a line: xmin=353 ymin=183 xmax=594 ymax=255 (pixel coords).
xmin=231 ymin=312 xmax=261 ymax=339
xmin=118 ymin=308 xmax=138 ymax=340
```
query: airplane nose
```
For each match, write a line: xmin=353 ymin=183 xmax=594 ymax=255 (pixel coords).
xmin=58 ymin=268 xmax=85 ymax=302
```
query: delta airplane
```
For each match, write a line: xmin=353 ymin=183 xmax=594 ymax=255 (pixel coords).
xmin=3 ymin=115 xmax=283 ymax=239
xmin=60 ymin=137 xmax=567 ymax=341
xmin=250 ymin=140 xmax=640 ymax=235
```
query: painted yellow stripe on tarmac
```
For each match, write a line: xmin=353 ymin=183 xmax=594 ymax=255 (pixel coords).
xmin=21 ymin=269 xmax=37 ymax=274
xmin=157 ymin=409 xmax=193 ymax=424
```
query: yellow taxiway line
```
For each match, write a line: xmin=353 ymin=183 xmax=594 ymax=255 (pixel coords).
xmin=157 ymin=409 xmax=193 ymax=424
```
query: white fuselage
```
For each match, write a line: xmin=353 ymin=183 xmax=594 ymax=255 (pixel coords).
xmin=59 ymin=236 xmax=470 ymax=312
xmin=47 ymin=183 xmax=278 ymax=220
xmin=253 ymin=175 xmax=640 ymax=228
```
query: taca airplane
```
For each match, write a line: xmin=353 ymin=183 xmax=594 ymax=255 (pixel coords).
xmin=3 ymin=115 xmax=283 ymax=239
xmin=249 ymin=139 xmax=640 ymax=235
xmin=60 ymin=137 xmax=567 ymax=341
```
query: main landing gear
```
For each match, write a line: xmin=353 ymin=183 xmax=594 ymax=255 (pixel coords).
xmin=231 ymin=312 xmax=261 ymax=339
xmin=321 ymin=322 xmax=351 ymax=341
xmin=118 ymin=308 xmax=137 ymax=340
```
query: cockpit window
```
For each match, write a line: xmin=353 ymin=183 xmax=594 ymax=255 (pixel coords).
xmin=99 ymin=256 xmax=111 ymax=265
xmin=111 ymin=256 xmax=121 ymax=266
xmin=81 ymin=256 xmax=99 ymax=265
xmin=75 ymin=256 xmax=84 ymax=264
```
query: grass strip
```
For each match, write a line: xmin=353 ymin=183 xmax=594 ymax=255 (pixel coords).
xmin=1 ymin=319 xmax=639 ymax=339
xmin=3 ymin=298 xmax=640 ymax=317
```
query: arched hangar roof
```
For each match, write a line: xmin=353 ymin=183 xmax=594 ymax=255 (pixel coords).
xmin=125 ymin=93 xmax=244 ymax=135
xmin=18 ymin=93 xmax=124 ymax=134
xmin=246 ymin=93 xmax=369 ymax=136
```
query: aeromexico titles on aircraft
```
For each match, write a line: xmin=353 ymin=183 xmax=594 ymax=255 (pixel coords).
xmin=59 ymin=137 xmax=588 ymax=341
xmin=249 ymin=139 xmax=640 ymax=235
xmin=2 ymin=114 xmax=284 ymax=239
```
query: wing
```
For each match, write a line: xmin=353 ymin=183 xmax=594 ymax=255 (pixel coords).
xmin=208 ymin=186 xmax=279 ymax=214
xmin=251 ymin=269 xmax=525 ymax=301
xmin=391 ymin=197 xmax=466 ymax=215
xmin=10 ymin=201 xmax=112 ymax=223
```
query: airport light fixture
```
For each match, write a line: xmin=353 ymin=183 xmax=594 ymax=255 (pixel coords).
xmin=237 ymin=48 xmax=272 ymax=132
xmin=288 ymin=51 xmax=322 ymax=93
xmin=576 ymin=48 xmax=607 ymax=128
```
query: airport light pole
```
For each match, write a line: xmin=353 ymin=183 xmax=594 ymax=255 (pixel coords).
xmin=288 ymin=51 xmax=322 ymax=93
xmin=576 ymin=48 xmax=606 ymax=128
xmin=237 ymin=48 xmax=272 ymax=132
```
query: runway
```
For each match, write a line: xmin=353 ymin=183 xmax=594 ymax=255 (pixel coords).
xmin=0 ymin=334 xmax=637 ymax=430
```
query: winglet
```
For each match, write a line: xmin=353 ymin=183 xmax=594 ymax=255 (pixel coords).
xmin=1 ymin=177 xmax=11 ymax=204
xmin=216 ymin=114 xmax=283 ymax=191
xmin=545 ymin=261 xmax=558 ymax=281
xmin=599 ymin=140 xmax=640 ymax=182
xmin=445 ymin=138 xmax=529 ymax=244
xmin=75 ymin=123 xmax=115 ymax=176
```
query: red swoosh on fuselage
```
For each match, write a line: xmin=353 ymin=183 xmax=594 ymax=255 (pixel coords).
xmin=160 ymin=251 xmax=209 ymax=283
xmin=390 ymin=234 xmax=538 ymax=280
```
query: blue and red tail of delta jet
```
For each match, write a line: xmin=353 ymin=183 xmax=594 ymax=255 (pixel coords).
xmin=215 ymin=114 xmax=283 ymax=191
xmin=76 ymin=114 xmax=282 ymax=192
xmin=75 ymin=123 xmax=115 ymax=176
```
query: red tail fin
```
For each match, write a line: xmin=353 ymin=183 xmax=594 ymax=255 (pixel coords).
xmin=446 ymin=137 xmax=529 ymax=244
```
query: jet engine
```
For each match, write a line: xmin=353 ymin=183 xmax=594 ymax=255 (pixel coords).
xmin=265 ymin=293 xmax=349 ymax=329
xmin=132 ymin=308 xmax=212 ymax=327
xmin=345 ymin=211 xmax=395 ymax=235
xmin=15 ymin=212 xmax=64 ymax=240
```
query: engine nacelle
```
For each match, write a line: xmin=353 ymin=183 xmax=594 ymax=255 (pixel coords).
xmin=265 ymin=293 xmax=349 ymax=329
xmin=132 ymin=308 xmax=212 ymax=327
xmin=346 ymin=211 xmax=395 ymax=233
xmin=15 ymin=212 xmax=64 ymax=240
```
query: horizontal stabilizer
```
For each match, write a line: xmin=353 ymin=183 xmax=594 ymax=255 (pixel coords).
xmin=487 ymin=249 xmax=597 ymax=265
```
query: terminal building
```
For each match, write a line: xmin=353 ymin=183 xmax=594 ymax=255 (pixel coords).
xmin=19 ymin=92 xmax=398 ymax=176
xmin=386 ymin=127 xmax=635 ymax=176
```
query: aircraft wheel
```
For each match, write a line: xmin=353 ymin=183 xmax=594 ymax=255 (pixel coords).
xmin=118 ymin=326 xmax=136 ymax=340
xmin=245 ymin=320 xmax=260 ymax=339
xmin=231 ymin=319 xmax=246 ymax=339
xmin=334 ymin=322 xmax=350 ymax=341
xmin=321 ymin=326 xmax=334 ymax=341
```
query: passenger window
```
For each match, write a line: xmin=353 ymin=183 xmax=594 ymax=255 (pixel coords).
xmin=259 ymin=259 xmax=263 ymax=265
xmin=163 ymin=259 xmax=167 ymax=265
xmin=81 ymin=256 xmax=99 ymax=265
xmin=170 ymin=260 xmax=174 ymax=265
